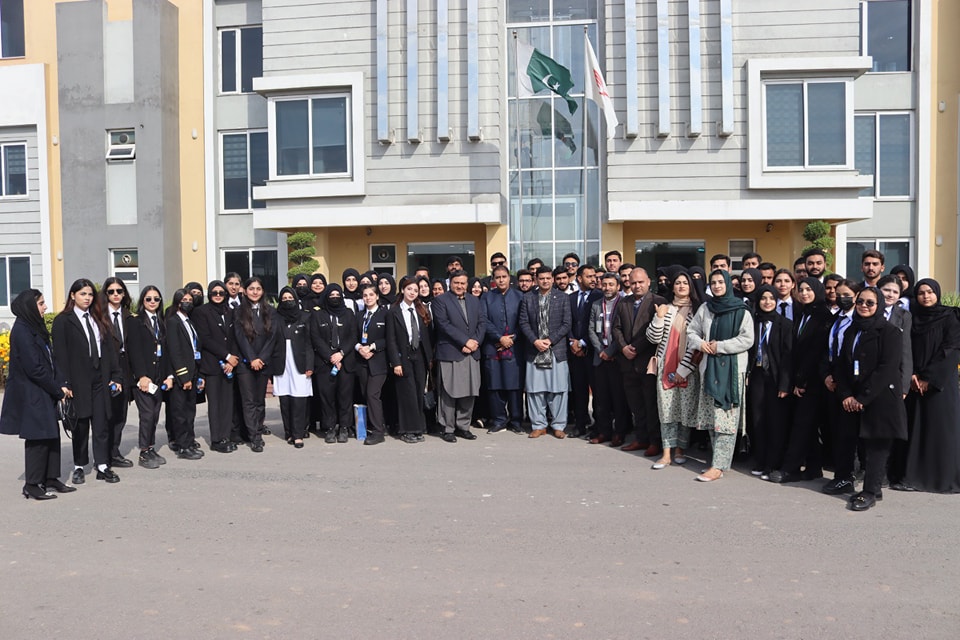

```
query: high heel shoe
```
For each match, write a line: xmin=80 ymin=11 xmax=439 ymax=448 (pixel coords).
xmin=44 ymin=479 xmax=77 ymax=493
xmin=22 ymin=484 xmax=57 ymax=500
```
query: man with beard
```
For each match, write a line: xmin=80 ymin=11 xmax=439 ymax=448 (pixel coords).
xmin=802 ymin=249 xmax=827 ymax=281
xmin=604 ymin=250 xmax=622 ymax=274
xmin=588 ymin=273 xmax=631 ymax=443
xmin=567 ymin=265 xmax=600 ymax=438
xmin=859 ymin=249 xmax=885 ymax=287
xmin=481 ymin=265 xmax=524 ymax=434
xmin=516 ymin=269 xmax=535 ymax=293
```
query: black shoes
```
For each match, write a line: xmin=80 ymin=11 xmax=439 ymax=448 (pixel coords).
xmin=442 ymin=432 xmax=458 ymax=443
xmin=110 ymin=455 xmax=134 ymax=468
xmin=210 ymin=440 xmax=234 ymax=453
xmin=849 ymin=491 xmax=879 ymax=511
xmin=139 ymin=449 xmax=160 ymax=469
xmin=822 ymin=477 xmax=856 ymax=495
xmin=71 ymin=468 xmax=85 ymax=485
xmin=364 ymin=435 xmax=385 ymax=446
xmin=890 ymin=482 xmax=916 ymax=492
xmin=22 ymin=484 xmax=56 ymax=500
xmin=336 ymin=430 xmax=349 ymax=444
xmin=249 ymin=440 xmax=264 ymax=453
xmin=44 ymin=479 xmax=76 ymax=493
xmin=177 ymin=448 xmax=203 ymax=460
xmin=96 ymin=468 xmax=120 ymax=483
xmin=400 ymin=433 xmax=421 ymax=444
xmin=294 ymin=440 xmax=304 ymax=448
xmin=454 ymin=429 xmax=477 ymax=440
xmin=324 ymin=432 xmax=337 ymax=444
xmin=488 ymin=424 xmax=507 ymax=434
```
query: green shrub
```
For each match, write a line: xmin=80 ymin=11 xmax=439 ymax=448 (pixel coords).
xmin=801 ymin=220 xmax=835 ymax=269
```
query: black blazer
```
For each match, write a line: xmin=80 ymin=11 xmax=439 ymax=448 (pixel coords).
xmin=234 ymin=304 xmax=279 ymax=371
xmin=51 ymin=310 xmax=121 ymax=419
xmin=193 ymin=304 xmax=237 ymax=377
xmin=386 ymin=304 xmax=433 ymax=369
xmin=126 ymin=312 xmax=166 ymax=384
xmin=431 ymin=292 xmax=486 ymax=362
xmin=311 ymin=308 xmax=358 ymax=373
xmin=106 ymin=307 xmax=134 ymax=395
xmin=273 ymin=311 xmax=314 ymax=376
xmin=356 ymin=305 xmax=389 ymax=376
xmin=0 ymin=321 xmax=64 ymax=440
xmin=165 ymin=313 xmax=201 ymax=386
xmin=790 ymin=307 xmax=832 ymax=389
xmin=748 ymin=315 xmax=794 ymax=393
xmin=569 ymin=289 xmax=602 ymax=354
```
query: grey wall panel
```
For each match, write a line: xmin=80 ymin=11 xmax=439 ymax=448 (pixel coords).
xmin=406 ymin=0 xmax=421 ymax=143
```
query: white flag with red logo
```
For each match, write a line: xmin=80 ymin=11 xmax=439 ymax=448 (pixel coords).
xmin=584 ymin=33 xmax=618 ymax=139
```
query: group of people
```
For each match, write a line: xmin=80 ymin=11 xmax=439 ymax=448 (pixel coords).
xmin=1 ymin=248 xmax=958 ymax=510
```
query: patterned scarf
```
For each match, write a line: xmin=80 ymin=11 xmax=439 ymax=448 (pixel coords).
xmin=534 ymin=291 xmax=553 ymax=369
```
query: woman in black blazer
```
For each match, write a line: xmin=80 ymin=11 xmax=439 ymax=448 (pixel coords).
xmin=0 ymin=289 xmax=73 ymax=499
xmin=747 ymin=285 xmax=793 ymax=479
xmin=355 ymin=284 xmax=390 ymax=445
xmin=126 ymin=286 xmax=168 ymax=468
xmin=192 ymin=280 xmax=241 ymax=454
xmin=835 ymin=287 xmax=906 ymax=510
xmin=233 ymin=276 xmax=278 ymax=452
xmin=100 ymin=276 xmax=135 ymax=468
xmin=386 ymin=276 xmax=433 ymax=444
xmin=311 ymin=284 xmax=358 ymax=443
xmin=51 ymin=278 xmax=122 ymax=485
xmin=272 ymin=287 xmax=314 ymax=447
xmin=164 ymin=290 xmax=204 ymax=461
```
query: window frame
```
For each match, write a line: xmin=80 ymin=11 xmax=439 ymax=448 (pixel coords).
xmin=860 ymin=0 xmax=912 ymax=73
xmin=0 ymin=0 xmax=26 ymax=59
xmin=845 ymin=237 xmax=913 ymax=277
xmin=219 ymin=128 xmax=268 ymax=213
xmin=728 ymin=239 xmax=756 ymax=271
xmin=0 ymin=141 xmax=28 ymax=199
xmin=269 ymin=93 xmax=352 ymax=180
xmin=217 ymin=25 xmax=263 ymax=95
xmin=0 ymin=254 xmax=31 ymax=308
xmin=854 ymin=111 xmax=914 ymax=201
xmin=221 ymin=247 xmax=280 ymax=297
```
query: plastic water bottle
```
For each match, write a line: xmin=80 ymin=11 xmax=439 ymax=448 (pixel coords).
xmin=160 ymin=382 xmax=169 ymax=391
xmin=330 ymin=366 xmax=339 ymax=377
xmin=196 ymin=377 xmax=205 ymax=394
xmin=220 ymin=360 xmax=234 ymax=379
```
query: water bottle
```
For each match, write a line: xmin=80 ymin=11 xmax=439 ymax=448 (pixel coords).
xmin=220 ymin=360 xmax=234 ymax=379
xmin=196 ymin=377 xmax=205 ymax=394
xmin=109 ymin=382 xmax=121 ymax=397
xmin=330 ymin=365 xmax=339 ymax=377
xmin=160 ymin=382 xmax=169 ymax=391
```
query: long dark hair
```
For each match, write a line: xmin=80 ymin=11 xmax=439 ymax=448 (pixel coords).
xmin=396 ymin=276 xmax=431 ymax=326
xmin=165 ymin=289 xmax=192 ymax=320
xmin=100 ymin=276 xmax=131 ymax=312
xmin=61 ymin=278 xmax=112 ymax=337
xmin=237 ymin=276 xmax=272 ymax=341
xmin=135 ymin=286 xmax=165 ymax=337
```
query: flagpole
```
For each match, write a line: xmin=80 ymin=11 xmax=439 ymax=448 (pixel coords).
xmin=582 ymin=26 xmax=590 ymax=266
xmin=513 ymin=30 xmax=524 ymax=265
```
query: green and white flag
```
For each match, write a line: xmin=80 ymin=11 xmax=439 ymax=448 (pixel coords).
xmin=516 ymin=41 xmax=578 ymax=116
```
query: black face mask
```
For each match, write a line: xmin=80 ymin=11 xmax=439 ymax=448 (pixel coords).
xmin=327 ymin=296 xmax=343 ymax=308
xmin=180 ymin=301 xmax=194 ymax=314
xmin=837 ymin=295 xmax=855 ymax=312
xmin=279 ymin=299 xmax=299 ymax=312
xmin=191 ymin=293 xmax=203 ymax=306
xmin=295 ymin=286 xmax=310 ymax=298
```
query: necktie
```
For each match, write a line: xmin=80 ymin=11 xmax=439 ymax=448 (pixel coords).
xmin=84 ymin=312 xmax=99 ymax=368
xmin=113 ymin=311 xmax=123 ymax=351
xmin=779 ymin=302 xmax=788 ymax=317
xmin=408 ymin=307 xmax=420 ymax=349
xmin=151 ymin=314 xmax=160 ymax=339
xmin=633 ymin=297 xmax=642 ymax=319
xmin=185 ymin=317 xmax=198 ymax=349
xmin=830 ymin=316 xmax=846 ymax=360
xmin=580 ymin=292 xmax=587 ymax=312
xmin=231 ymin=299 xmax=239 ymax=309
xmin=457 ymin=296 xmax=467 ymax=319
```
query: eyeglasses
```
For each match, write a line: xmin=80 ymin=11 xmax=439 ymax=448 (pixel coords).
xmin=144 ymin=297 xmax=160 ymax=303
xmin=855 ymin=299 xmax=877 ymax=308
xmin=563 ymin=261 xmax=578 ymax=267
xmin=106 ymin=288 xmax=124 ymax=295
xmin=210 ymin=291 xmax=226 ymax=297
xmin=491 ymin=261 xmax=506 ymax=267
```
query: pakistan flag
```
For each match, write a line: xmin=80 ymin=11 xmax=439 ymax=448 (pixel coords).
xmin=516 ymin=41 xmax=579 ymax=116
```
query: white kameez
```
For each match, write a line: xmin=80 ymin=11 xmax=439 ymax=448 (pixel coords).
xmin=272 ymin=339 xmax=313 ymax=398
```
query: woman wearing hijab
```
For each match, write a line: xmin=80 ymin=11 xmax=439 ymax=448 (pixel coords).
xmin=233 ymin=276 xmax=278 ymax=452
xmin=377 ymin=273 xmax=397 ymax=309
xmin=184 ymin=281 xmax=205 ymax=308
xmin=737 ymin=268 xmax=762 ymax=310
xmin=688 ymin=266 xmax=707 ymax=301
xmin=0 ymin=290 xmax=73 ymax=499
xmin=272 ymin=287 xmax=314 ymax=448
xmin=746 ymin=285 xmax=793 ymax=478
xmin=646 ymin=269 xmax=702 ymax=469
xmin=291 ymin=274 xmax=311 ymax=308
xmin=192 ymin=280 xmax=240 ymax=454
xmin=164 ymin=289 xmax=205 ymax=461
xmin=311 ymin=284 xmax=358 ymax=443
xmin=834 ymin=287 xmax=906 ymax=510
xmin=309 ymin=274 xmax=327 ymax=308
xmin=889 ymin=264 xmax=916 ymax=310
xmin=686 ymin=270 xmax=754 ymax=481
xmin=901 ymin=279 xmax=960 ymax=493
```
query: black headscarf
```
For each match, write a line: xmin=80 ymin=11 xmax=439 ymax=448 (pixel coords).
xmin=911 ymin=279 xmax=952 ymax=334
xmin=737 ymin=268 xmax=762 ymax=309
xmin=753 ymin=284 xmax=780 ymax=323
xmin=689 ymin=266 xmax=707 ymax=302
xmin=341 ymin=269 xmax=361 ymax=301
xmin=277 ymin=286 xmax=302 ymax=323
xmin=890 ymin=264 xmax=916 ymax=299
xmin=417 ymin=275 xmax=432 ymax=305
xmin=377 ymin=274 xmax=396 ymax=307
xmin=11 ymin=289 xmax=49 ymax=344
xmin=184 ymin=281 xmax=204 ymax=307
xmin=322 ymin=283 xmax=349 ymax=318
xmin=796 ymin=277 xmax=826 ymax=313
xmin=849 ymin=287 xmax=887 ymax=333
xmin=207 ymin=280 xmax=229 ymax=313
xmin=468 ymin=277 xmax=483 ymax=298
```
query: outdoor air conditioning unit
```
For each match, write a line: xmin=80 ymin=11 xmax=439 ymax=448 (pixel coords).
xmin=106 ymin=129 xmax=136 ymax=161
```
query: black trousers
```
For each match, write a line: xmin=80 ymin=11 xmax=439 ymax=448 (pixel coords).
xmin=863 ymin=437 xmax=893 ymax=495
xmin=568 ymin=354 xmax=594 ymax=430
xmin=593 ymin=360 xmax=629 ymax=438
xmin=830 ymin=398 xmax=860 ymax=480
xmin=316 ymin=368 xmax=356 ymax=431
xmin=747 ymin=366 xmax=790 ymax=471
xmin=395 ymin=355 xmax=427 ymax=434
xmin=25 ymin=438 xmax=61 ymax=485
xmin=781 ymin=385 xmax=826 ymax=474
xmin=488 ymin=388 xmax=522 ymax=429
xmin=134 ymin=387 xmax=163 ymax=449
xmin=204 ymin=374 xmax=234 ymax=443
xmin=107 ymin=390 xmax=129 ymax=458
xmin=358 ymin=367 xmax=387 ymax=438
xmin=236 ymin=367 xmax=269 ymax=443
xmin=231 ymin=377 xmax=246 ymax=441
xmin=72 ymin=378 xmax=110 ymax=467
xmin=168 ymin=384 xmax=198 ymax=449
xmin=622 ymin=369 xmax=659 ymax=445
xmin=279 ymin=395 xmax=309 ymax=440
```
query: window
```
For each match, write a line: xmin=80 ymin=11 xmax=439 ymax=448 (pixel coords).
xmin=0 ymin=142 xmax=26 ymax=197
xmin=844 ymin=239 xmax=911 ymax=281
xmin=728 ymin=240 xmax=755 ymax=271
xmin=219 ymin=26 xmax=263 ymax=94
xmin=221 ymin=130 xmax=268 ymax=211
xmin=273 ymin=95 xmax=349 ymax=177
xmin=854 ymin=113 xmax=912 ymax=198
xmin=110 ymin=249 xmax=140 ymax=299
xmin=223 ymin=249 xmax=279 ymax=299
xmin=763 ymin=80 xmax=850 ymax=169
xmin=861 ymin=1 xmax=911 ymax=72
xmin=0 ymin=0 xmax=25 ymax=58
xmin=0 ymin=255 xmax=30 ymax=307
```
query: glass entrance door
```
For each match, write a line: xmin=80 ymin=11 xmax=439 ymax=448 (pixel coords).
xmin=634 ymin=240 xmax=705 ymax=276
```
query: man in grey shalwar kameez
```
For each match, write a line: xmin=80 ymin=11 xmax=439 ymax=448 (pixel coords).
xmin=430 ymin=272 xmax=486 ymax=442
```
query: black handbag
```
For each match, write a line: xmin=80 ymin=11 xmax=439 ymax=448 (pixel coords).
xmin=57 ymin=397 xmax=77 ymax=439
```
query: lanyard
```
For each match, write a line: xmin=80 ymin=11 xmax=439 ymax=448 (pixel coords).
xmin=756 ymin=321 xmax=770 ymax=364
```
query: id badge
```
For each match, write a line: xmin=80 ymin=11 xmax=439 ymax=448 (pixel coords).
xmin=194 ymin=350 xmax=201 ymax=361
xmin=361 ymin=332 xmax=368 ymax=344
xmin=156 ymin=344 xmax=162 ymax=358
xmin=853 ymin=360 xmax=860 ymax=376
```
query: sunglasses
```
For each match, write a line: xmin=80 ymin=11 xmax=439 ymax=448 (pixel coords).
xmin=855 ymin=299 xmax=877 ymax=308
xmin=491 ymin=261 xmax=506 ymax=267
xmin=107 ymin=288 xmax=124 ymax=295
xmin=144 ymin=297 xmax=160 ymax=303
xmin=563 ymin=261 xmax=578 ymax=267
xmin=210 ymin=291 xmax=226 ymax=297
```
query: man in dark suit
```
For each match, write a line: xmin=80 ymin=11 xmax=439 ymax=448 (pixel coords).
xmin=519 ymin=266 xmax=572 ymax=438
xmin=481 ymin=265 xmax=524 ymax=433
xmin=431 ymin=270 xmax=486 ymax=442
xmin=587 ymin=272 xmax=631 ymax=443
xmin=612 ymin=267 xmax=666 ymax=454
xmin=567 ymin=265 xmax=600 ymax=438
